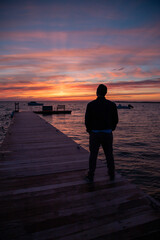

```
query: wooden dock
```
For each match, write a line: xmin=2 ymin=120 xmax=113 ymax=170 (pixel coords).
xmin=0 ymin=112 xmax=160 ymax=240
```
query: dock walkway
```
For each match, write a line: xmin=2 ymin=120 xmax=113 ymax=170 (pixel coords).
xmin=0 ymin=112 xmax=160 ymax=239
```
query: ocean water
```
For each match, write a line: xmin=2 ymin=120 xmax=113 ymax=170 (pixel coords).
xmin=0 ymin=101 xmax=160 ymax=201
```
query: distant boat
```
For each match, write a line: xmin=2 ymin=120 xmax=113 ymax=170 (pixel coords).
xmin=28 ymin=101 xmax=43 ymax=106
xmin=117 ymin=104 xmax=134 ymax=109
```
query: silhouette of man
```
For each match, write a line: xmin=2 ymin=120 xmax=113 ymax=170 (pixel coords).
xmin=85 ymin=84 xmax=118 ymax=183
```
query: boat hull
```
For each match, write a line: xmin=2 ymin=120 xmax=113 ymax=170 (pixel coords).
xmin=34 ymin=110 xmax=72 ymax=115
xmin=28 ymin=103 xmax=43 ymax=106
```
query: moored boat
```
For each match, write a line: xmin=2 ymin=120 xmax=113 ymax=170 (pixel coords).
xmin=117 ymin=104 xmax=134 ymax=109
xmin=28 ymin=101 xmax=43 ymax=106
xmin=34 ymin=104 xmax=72 ymax=114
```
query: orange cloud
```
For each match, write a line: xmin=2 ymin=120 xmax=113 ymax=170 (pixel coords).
xmin=0 ymin=43 xmax=160 ymax=101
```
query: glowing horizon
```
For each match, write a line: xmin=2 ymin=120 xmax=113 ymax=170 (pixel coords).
xmin=0 ymin=0 xmax=160 ymax=101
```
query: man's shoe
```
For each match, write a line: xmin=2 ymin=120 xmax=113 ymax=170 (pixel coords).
xmin=109 ymin=173 xmax=115 ymax=181
xmin=84 ymin=172 xmax=94 ymax=183
xmin=108 ymin=169 xmax=115 ymax=181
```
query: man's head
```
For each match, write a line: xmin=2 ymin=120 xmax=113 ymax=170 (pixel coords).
xmin=96 ymin=84 xmax=107 ymax=97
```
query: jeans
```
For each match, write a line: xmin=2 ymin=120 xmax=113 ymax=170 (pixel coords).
xmin=88 ymin=132 xmax=115 ymax=177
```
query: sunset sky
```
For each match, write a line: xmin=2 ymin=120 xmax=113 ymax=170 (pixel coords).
xmin=0 ymin=0 xmax=160 ymax=101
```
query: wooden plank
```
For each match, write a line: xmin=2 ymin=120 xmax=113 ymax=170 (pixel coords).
xmin=0 ymin=112 xmax=160 ymax=240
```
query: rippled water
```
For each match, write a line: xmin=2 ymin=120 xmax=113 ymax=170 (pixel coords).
xmin=0 ymin=101 xmax=160 ymax=201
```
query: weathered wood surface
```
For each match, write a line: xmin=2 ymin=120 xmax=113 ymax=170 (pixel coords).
xmin=0 ymin=112 xmax=160 ymax=240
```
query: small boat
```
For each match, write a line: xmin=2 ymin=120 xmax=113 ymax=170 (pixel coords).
xmin=117 ymin=104 xmax=134 ymax=109
xmin=28 ymin=101 xmax=43 ymax=106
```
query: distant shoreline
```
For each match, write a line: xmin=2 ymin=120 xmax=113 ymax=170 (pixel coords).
xmin=115 ymin=101 xmax=160 ymax=103
xmin=0 ymin=100 xmax=160 ymax=104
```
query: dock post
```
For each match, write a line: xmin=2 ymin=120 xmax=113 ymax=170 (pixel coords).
xmin=15 ymin=102 xmax=19 ymax=112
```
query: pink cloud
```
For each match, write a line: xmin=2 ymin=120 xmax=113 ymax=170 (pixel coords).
xmin=107 ymin=68 xmax=160 ymax=79
xmin=70 ymin=78 xmax=160 ymax=90
xmin=1 ymin=22 xmax=160 ymax=44
xmin=1 ymin=45 xmax=159 ymax=71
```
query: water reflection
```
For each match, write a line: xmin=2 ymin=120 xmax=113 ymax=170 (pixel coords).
xmin=40 ymin=102 xmax=160 ymax=201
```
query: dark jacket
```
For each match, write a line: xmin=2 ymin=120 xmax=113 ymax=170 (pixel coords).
xmin=85 ymin=97 xmax=118 ymax=133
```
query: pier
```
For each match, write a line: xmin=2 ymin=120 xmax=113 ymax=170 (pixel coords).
xmin=0 ymin=112 xmax=160 ymax=239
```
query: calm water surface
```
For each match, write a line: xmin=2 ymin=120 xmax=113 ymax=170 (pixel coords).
xmin=0 ymin=101 xmax=160 ymax=201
